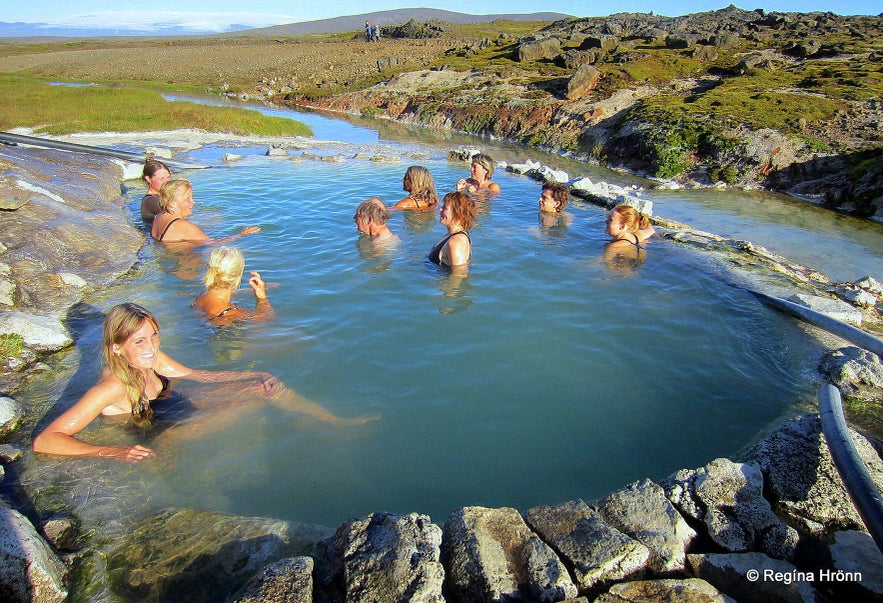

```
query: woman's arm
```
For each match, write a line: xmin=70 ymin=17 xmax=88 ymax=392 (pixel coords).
xmin=155 ymin=350 xmax=281 ymax=395
xmin=32 ymin=378 xmax=155 ymax=462
xmin=207 ymin=226 xmax=262 ymax=246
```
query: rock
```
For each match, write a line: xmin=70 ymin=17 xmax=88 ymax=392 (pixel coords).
xmin=566 ymin=64 xmax=602 ymax=100
xmin=558 ymin=49 xmax=598 ymax=69
xmin=506 ymin=159 xmax=542 ymax=175
xmin=854 ymin=276 xmax=882 ymax=295
xmin=596 ymin=478 xmax=697 ymax=573
xmin=40 ymin=515 xmax=80 ymax=552
xmin=526 ymin=165 xmax=570 ymax=184
xmin=0 ymin=311 xmax=73 ymax=352
xmin=661 ymin=458 xmax=799 ymax=561
xmin=442 ymin=505 xmax=577 ymax=602
xmin=0 ymin=262 xmax=13 ymax=306
xmin=234 ymin=556 xmax=313 ymax=603
xmin=835 ymin=284 xmax=877 ymax=308
xmin=0 ymin=396 xmax=24 ymax=438
xmin=518 ymin=37 xmax=562 ymax=62
xmin=266 ymin=145 xmax=289 ymax=157
xmin=819 ymin=346 xmax=883 ymax=400
xmin=320 ymin=511 xmax=444 ymax=603
xmin=524 ymin=500 xmax=650 ymax=592
xmin=749 ymin=414 xmax=883 ymax=535
xmin=594 ymin=578 xmax=737 ymax=602
xmin=579 ymin=35 xmax=619 ymax=53
xmin=222 ymin=153 xmax=244 ymax=162
xmin=146 ymin=147 xmax=172 ymax=159
xmin=57 ymin=272 xmax=88 ymax=288
xmin=106 ymin=507 xmax=329 ymax=602
xmin=0 ymin=503 xmax=68 ymax=603
xmin=692 ymin=46 xmax=719 ymax=62
xmin=688 ymin=552 xmax=820 ymax=603
xmin=570 ymin=178 xmax=652 ymax=215
xmin=786 ymin=293 xmax=865 ymax=326
xmin=0 ymin=444 xmax=23 ymax=462
xmin=827 ymin=530 xmax=883 ymax=599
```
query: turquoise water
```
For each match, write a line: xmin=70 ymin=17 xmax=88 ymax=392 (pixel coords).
xmin=49 ymin=150 xmax=820 ymax=529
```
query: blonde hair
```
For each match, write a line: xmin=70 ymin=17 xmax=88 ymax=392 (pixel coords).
xmin=610 ymin=204 xmax=651 ymax=230
xmin=103 ymin=303 xmax=159 ymax=428
xmin=404 ymin=166 xmax=439 ymax=206
xmin=471 ymin=153 xmax=495 ymax=179
xmin=158 ymin=179 xmax=192 ymax=213
xmin=203 ymin=246 xmax=245 ymax=290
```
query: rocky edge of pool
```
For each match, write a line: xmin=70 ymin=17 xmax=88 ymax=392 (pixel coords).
xmin=1 ymin=141 xmax=882 ymax=602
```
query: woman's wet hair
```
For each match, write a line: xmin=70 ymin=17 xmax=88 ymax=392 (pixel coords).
xmin=471 ymin=153 xmax=495 ymax=179
xmin=543 ymin=182 xmax=571 ymax=211
xmin=203 ymin=246 xmax=245 ymax=290
xmin=158 ymin=179 xmax=191 ymax=213
xmin=442 ymin=191 xmax=477 ymax=231
xmin=354 ymin=198 xmax=390 ymax=225
xmin=610 ymin=203 xmax=651 ymax=230
xmin=404 ymin=165 xmax=439 ymax=206
xmin=142 ymin=159 xmax=170 ymax=181
xmin=103 ymin=303 xmax=158 ymax=427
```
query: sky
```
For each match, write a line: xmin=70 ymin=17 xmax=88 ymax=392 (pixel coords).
xmin=3 ymin=0 xmax=877 ymax=34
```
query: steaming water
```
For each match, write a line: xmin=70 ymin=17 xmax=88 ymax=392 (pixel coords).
xmin=16 ymin=102 xmax=881 ymax=536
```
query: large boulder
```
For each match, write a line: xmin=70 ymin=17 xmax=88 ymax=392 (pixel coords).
xmin=662 ymin=458 xmax=799 ymax=560
xmin=524 ymin=499 xmax=650 ymax=592
xmin=320 ymin=511 xmax=444 ymax=603
xmin=749 ymin=414 xmax=883 ymax=535
xmin=689 ymin=552 xmax=821 ymax=602
xmin=0 ymin=311 xmax=73 ymax=352
xmin=826 ymin=530 xmax=883 ymax=600
xmin=442 ymin=505 xmax=577 ymax=602
xmin=0 ymin=396 xmax=24 ymax=438
xmin=566 ymin=65 xmax=602 ymax=100
xmin=819 ymin=346 xmax=883 ymax=401
xmin=518 ymin=37 xmax=562 ymax=62
xmin=596 ymin=479 xmax=697 ymax=573
xmin=0 ymin=503 xmax=68 ymax=603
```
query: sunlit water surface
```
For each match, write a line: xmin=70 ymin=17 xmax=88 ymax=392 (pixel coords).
xmin=17 ymin=147 xmax=836 ymax=532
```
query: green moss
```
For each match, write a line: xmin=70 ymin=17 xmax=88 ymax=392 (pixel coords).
xmin=0 ymin=333 xmax=23 ymax=364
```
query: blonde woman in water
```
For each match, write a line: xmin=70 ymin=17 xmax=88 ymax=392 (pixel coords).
xmin=33 ymin=303 xmax=376 ymax=463
xmin=193 ymin=247 xmax=274 ymax=324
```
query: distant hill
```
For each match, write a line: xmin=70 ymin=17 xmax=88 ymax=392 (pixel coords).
xmin=242 ymin=9 xmax=574 ymax=36
xmin=0 ymin=9 xmax=573 ymax=40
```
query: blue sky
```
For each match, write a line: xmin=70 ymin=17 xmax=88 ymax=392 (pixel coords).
xmin=4 ymin=1 xmax=876 ymax=33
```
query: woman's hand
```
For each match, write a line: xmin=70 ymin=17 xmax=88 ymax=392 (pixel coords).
xmin=249 ymin=271 xmax=268 ymax=300
xmin=240 ymin=226 xmax=262 ymax=236
xmin=456 ymin=178 xmax=468 ymax=191
xmin=98 ymin=445 xmax=156 ymax=463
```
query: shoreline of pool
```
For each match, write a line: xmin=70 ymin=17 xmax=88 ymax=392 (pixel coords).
xmin=1 ymin=132 xmax=882 ymax=601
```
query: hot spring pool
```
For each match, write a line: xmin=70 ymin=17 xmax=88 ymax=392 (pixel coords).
xmin=25 ymin=147 xmax=824 ymax=530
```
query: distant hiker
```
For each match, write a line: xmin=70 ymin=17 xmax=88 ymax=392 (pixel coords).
xmin=365 ymin=21 xmax=372 ymax=42
xmin=374 ymin=24 xmax=381 ymax=42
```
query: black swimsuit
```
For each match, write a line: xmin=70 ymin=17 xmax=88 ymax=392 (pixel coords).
xmin=156 ymin=217 xmax=181 ymax=241
xmin=428 ymin=231 xmax=470 ymax=265
xmin=213 ymin=306 xmax=238 ymax=319
xmin=617 ymin=233 xmax=644 ymax=250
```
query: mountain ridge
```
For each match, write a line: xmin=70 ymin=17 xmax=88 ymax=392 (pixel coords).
xmin=0 ymin=9 xmax=572 ymax=40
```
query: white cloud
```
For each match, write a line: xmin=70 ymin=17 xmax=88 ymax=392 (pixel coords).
xmin=36 ymin=11 xmax=298 ymax=33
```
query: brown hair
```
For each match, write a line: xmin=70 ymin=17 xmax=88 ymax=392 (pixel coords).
xmin=442 ymin=191 xmax=477 ymax=231
xmin=142 ymin=159 xmax=170 ymax=182
xmin=542 ymin=182 xmax=571 ymax=212
xmin=103 ymin=303 xmax=159 ymax=427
